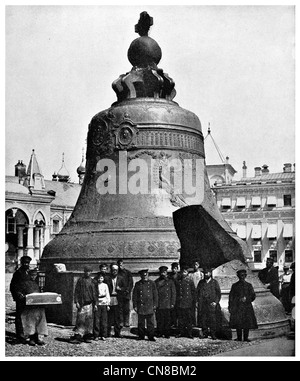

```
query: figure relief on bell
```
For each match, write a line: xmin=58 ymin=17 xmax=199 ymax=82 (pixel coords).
xmin=87 ymin=113 xmax=116 ymax=159
xmin=92 ymin=123 xmax=108 ymax=146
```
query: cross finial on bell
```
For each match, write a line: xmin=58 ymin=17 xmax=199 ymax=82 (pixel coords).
xmin=135 ymin=11 xmax=153 ymax=36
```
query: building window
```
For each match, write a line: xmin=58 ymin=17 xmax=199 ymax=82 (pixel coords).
xmin=283 ymin=194 xmax=292 ymax=206
xmin=6 ymin=216 xmax=16 ymax=234
xmin=251 ymin=196 xmax=261 ymax=209
xmin=267 ymin=224 xmax=277 ymax=240
xmin=285 ymin=250 xmax=293 ymax=263
xmin=283 ymin=223 xmax=293 ymax=240
xmin=236 ymin=197 xmax=246 ymax=210
xmin=266 ymin=196 xmax=277 ymax=208
xmin=254 ymin=251 xmax=262 ymax=263
xmin=251 ymin=224 xmax=262 ymax=240
xmin=221 ymin=198 xmax=231 ymax=210
xmin=236 ymin=224 xmax=247 ymax=240
xmin=52 ymin=219 xmax=60 ymax=234
xmin=222 ymin=205 xmax=231 ymax=210
xmin=269 ymin=250 xmax=278 ymax=263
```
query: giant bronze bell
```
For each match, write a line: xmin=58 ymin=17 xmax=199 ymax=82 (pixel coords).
xmin=41 ymin=11 xmax=229 ymax=272
xmin=41 ymin=12 xmax=289 ymax=337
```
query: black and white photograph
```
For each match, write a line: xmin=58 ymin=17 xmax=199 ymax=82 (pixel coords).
xmin=3 ymin=2 xmax=297 ymax=363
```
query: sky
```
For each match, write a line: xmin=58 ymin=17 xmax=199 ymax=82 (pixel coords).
xmin=5 ymin=4 xmax=295 ymax=182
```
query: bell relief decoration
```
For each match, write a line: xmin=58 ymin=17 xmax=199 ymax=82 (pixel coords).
xmin=114 ymin=117 xmax=138 ymax=150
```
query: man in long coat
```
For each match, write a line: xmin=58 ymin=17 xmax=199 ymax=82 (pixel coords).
xmin=175 ymin=265 xmax=196 ymax=338
xmin=229 ymin=269 xmax=258 ymax=342
xmin=197 ymin=267 xmax=221 ymax=340
xmin=117 ymin=259 xmax=133 ymax=327
xmin=18 ymin=268 xmax=48 ymax=346
xmin=155 ymin=266 xmax=176 ymax=338
xmin=188 ymin=260 xmax=203 ymax=326
xmin=168 ymin=262 xmax=180 ymax=328
xmin=106 ymin=263 xmax=126 ymax=338
xmin=9 ymin=255 xmax=32 ymax=343
xmin=258 ymin=257 xmax=280 ymax=299
xmin=132 ymin=269 xmax=158 ymax=341
xmin=71 ymin=266 xmax=98 ymax=344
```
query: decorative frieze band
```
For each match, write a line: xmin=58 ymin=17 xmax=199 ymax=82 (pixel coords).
xmin=100 ymin=240 xmax=181 ymax=258
xmin=222 ymin=209 xmax=295 ymax=221
xmin=52 ymin=234 xmax=180 ymax=258
xmin=136 ymin=129 xmax=204 ymax=155
xmin=214 ymin=185 xmax=295 ymax=196
xmin=68 ymin=216 xmax=175 ymax=231
xmin=87 ymin=110 xmax=204 ymax=161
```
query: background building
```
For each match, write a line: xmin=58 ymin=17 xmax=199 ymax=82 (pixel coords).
xmin=5 ymin=150 xmax=83 ymax=273
xmin=205 ymin=128 xmax=295 ymax=271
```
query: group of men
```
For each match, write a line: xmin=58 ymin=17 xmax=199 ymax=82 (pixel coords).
xmin=72 ymin=257 xmax=296 ymax=344
xmin=10 ymin=255 xmax=294 ymax=346
xmin=71 ymin=260 xmax=133 ymax=343
xmin=71 ymin=259 xmax=224 ymax=343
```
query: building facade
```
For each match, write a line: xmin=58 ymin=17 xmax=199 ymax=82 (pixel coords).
xmin=5 ymin=150 xmax=83 ymax=272
xmin=203 ymin=127 xmax=295 ymax=271
xmin=210 ymin=163 xmax=295 ymax=271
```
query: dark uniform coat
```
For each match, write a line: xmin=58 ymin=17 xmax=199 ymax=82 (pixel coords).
xmin=19 ymin=278 xmax=40 ymax=295
xmin=197 ymin=279 xmax=221 ymax=318
xmin=10 ymin=267 xmax=32 ymax=302
xmin=132 ymin=279 xmax=158 ymax=315
xmin=229 ymin=280 xmax=258 ymax=329
xmin=175 ymin=276 xmax=196 ymax=309
xmin=10 ymin=267 xmax=34 ymax=338
xmin=118 ymin=268 xmax=134 ymax=300
xmin=155 ymin=277 xmax=176 ymax=310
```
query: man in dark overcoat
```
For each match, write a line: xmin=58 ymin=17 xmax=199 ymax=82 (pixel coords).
xmin=229 ymin=269 xmax=258 ymax=342
xmin=132 ymin=269 xmax=158 ymax=341
xmin=117 ymin=259 xmax=133 ymax=327
xmin=106 ymin=263 xmax=126 ymax=338
xmin=175 ymin=265 xmax=196 ymax=338
xmin=18 ymin=268 xmax=48 ymax=346
xmin=168 ymin=262 xmax=180 ymax=328
xmin=71 ymin=266 xmax=98 ymax=344
xmin=197 ymin=267 xmax=221 ymax=340
xmin=188 ymin=260 xmax=203 ymax=326
xmin=258 ymin=257 xmax=280 ymax=299
xmin=9 ymin=255 xmax=33 ymax=343
xmin=155 ymin=266 xmax=176 ymax=338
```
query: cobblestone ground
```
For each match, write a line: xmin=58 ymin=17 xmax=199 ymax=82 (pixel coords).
xmin=5 ymin=305 xmax=269 ymax=358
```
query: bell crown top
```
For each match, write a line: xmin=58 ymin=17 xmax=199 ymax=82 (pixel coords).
xmin=112 ymin=12 xmax=176 ymax=103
